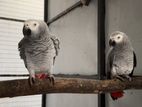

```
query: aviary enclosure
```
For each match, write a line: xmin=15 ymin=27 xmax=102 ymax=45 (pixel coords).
xmin=0 ymin=0 xmax=142 ymax=107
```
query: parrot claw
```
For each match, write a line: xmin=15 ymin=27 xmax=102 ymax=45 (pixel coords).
xmin=116 ymin=75 xmax=132 ymax=81
xmin=124 ymin=75 xmax=132 ymax=81
xmin=128 ymin=77 xmax=132 ymax=81
xmin=35 ymin=73 xmax=55 ymax=85
xmin=116 ymin=75 xmax=125 ymax=81
xmin=48 ymin=75 xmax=55 ymax=85
xmin=28 ymin=76 xmax=35 ymax=86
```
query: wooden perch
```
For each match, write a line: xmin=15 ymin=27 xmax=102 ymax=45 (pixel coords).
xmin=0 ymin=76 xmax=142 ymax=98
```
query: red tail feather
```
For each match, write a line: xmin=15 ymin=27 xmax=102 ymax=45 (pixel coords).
xmin=110 ymin=91 xmax=124 ymax=100
xmin=35 ymin=73 xmax=49 ymax=79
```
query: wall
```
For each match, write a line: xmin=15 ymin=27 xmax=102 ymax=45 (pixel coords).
xmin=106 ymin=0 xmax=142 ymax=107
xmin=47 ymin=0 xmax=98 ymax=107
xmin=49 ymin=0 xmax=98 ymax=75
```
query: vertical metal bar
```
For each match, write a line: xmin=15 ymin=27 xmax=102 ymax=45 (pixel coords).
xmin=97 ymin=0 xmax=106 ymax=107
xmin=42 ymin=94 xmax=46 ymax=107
xmin=42 ymin=0 xmax=48 ymax=107
xmin=44 ymin=0 xmax=48 ymax=22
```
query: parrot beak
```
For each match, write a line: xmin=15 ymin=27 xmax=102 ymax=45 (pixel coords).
xmin=109 ymin=39 xmax=116 ymax=46
xmin=23 ymin=26 xmax=31 ymax=36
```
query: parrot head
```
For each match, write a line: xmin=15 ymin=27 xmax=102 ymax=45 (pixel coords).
xmin=23 ymin=20 xmax=49 ymax=39
xmin=109 ymin=31 xmax=130 ymax=47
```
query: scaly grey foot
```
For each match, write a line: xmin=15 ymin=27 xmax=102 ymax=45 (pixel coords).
xmin=28 ymin=76 xmax=35 ymax=86
xmin=48 ymin=75 xmax=55 ymax=85
xmin=116 ymin=75 xmax=125 ymax=81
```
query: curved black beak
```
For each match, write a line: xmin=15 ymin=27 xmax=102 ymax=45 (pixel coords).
xmin=109 ymin=39 xmax=116 ymax=46
xmin=23 ymin=26 xmax=31 ymax=36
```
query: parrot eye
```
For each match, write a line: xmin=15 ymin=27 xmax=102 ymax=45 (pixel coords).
xmin=34 ymin=23 xmax=37 ymax=26
xmin=117 ymin=36 xmax=120 ymax=39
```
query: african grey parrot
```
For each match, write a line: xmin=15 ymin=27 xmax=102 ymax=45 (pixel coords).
xmin=106 ymin=31 xmax=136 ymax=100
xmin=18 ymin=19 xmax=60 ymax=85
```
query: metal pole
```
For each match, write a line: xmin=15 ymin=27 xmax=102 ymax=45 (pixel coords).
xmin=42 ymin=0 xmax=48 ymax=107
xmin=97 ymin=0 xmax=106 ymax=107
xmin=0 ymin=17 xmax=24 ymax=22
xmin=44 ymin=0 xmax=48 ymax=22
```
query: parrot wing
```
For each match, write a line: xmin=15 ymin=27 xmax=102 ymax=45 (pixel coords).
xmin=106 ymin=47 xmax=114 ymax=79
xmin=18 ymin=37 xmax=28 ymax=68
xmin=50 ymin=35 xmax=60 ymax=64
xmin=50 ymin=35 xmax=60 ymax=56
xmin=129 ymin=51 xmax=137 ymax=76
xmin=133 ymin=51 xmax=137 ymax=67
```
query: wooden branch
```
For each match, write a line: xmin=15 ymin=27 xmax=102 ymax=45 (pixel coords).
xmin=0 ymin=76 xmax=142 ymax=98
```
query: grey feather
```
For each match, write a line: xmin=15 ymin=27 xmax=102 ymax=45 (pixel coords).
xmin=50 ymin=35 xmax=60 ymax=64
xmin=18 ymin=37 xmax=28 ymax=68
xmin=106 ymin=47 xmax=114 ymax=79
xmin=50 ymin=35 xmax=60 ymax=56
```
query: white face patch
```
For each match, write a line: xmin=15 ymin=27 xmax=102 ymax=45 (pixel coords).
xmin=110 ymin=34 xmax=124 ymax=44
xmin=24 ymin=21 xmax=40 ymax=38
xmin=114 ymin=34 xmax=123 ymax=43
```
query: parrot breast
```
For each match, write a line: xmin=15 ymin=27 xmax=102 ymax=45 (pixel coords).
xmin=111 ymin=48 xmax=134 ymax=76
xmin=25 ymin=37 xmax=56 ymax=74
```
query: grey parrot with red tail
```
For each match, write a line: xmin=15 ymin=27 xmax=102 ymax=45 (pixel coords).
xmin=106 ymin=31 xmax=136 ymax=100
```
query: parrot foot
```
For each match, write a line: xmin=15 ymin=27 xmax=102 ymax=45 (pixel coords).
xmin=116 ymin=75 xmax=125 ymax=81
xmin=121 ymin=75 xmax=132 ymax=81
xmin=127 ymin=76 xmax=132 ymax=81
xmin=47 ymin=75 xmax=55 ymax=85
xmin=35 ymin=73 xmax=55 ymax=85
xmin=28 ymin=76 xmax=35 ymax=86
xmin=116 ymin=75 xmax=132 ymax=81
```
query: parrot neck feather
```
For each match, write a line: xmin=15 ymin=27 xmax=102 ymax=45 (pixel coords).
xmin=114 ymin=41 xmax=133 ymax=50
